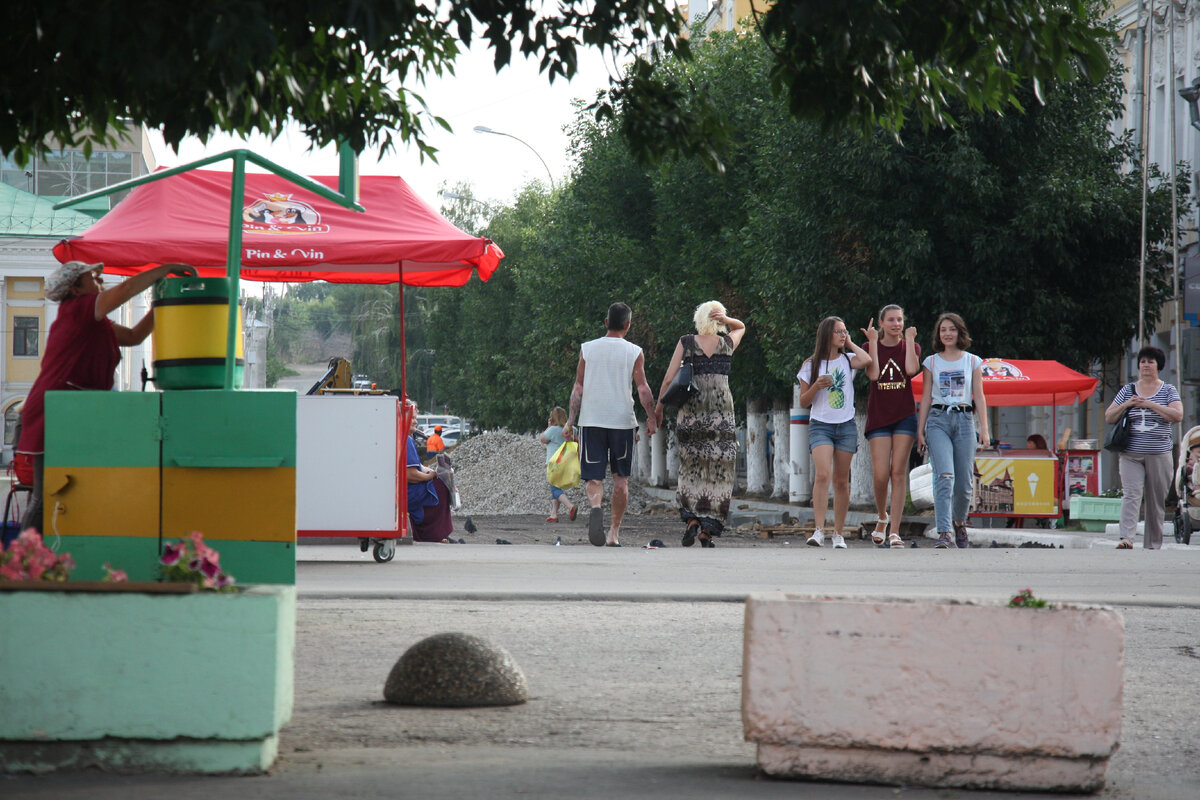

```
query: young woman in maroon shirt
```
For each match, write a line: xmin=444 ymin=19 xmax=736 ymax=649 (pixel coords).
xmin=863 ymin=304 xmax=920 ymax=547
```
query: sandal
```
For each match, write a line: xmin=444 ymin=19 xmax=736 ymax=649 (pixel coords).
xmin=1116 ymin=539 xmax=1133 ymax=549
xmin=871 ymin=515 xmax=889 ymax=545
xmin=887 ymin=532 xmax=903 ymax=548
xmin=569 ymin=505 xmax=578 ymax=521
xmin=682 ymin=522 xmax=699 ymax=548
xmin=699 ymin=534 xmax=715 ymax=548
xmin=546 ymin=516 xmax=558 ymax=523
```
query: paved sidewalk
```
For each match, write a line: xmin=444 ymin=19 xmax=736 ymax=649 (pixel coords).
xmin=677 ymin=487 xmax=1188 ymax=551
xmin=5 ymin=544 xmax=1199 ymax=800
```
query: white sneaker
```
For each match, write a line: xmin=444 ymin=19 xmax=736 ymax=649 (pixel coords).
xmin=832 ymin=533 xmax=847 ymax=549
xmin=806 ymin=529 xmax=824 ymax=547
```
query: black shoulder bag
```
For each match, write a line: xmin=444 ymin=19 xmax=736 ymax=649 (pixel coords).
xmin=661 ymin=335 xmax=698 ymax=409
xmin=1103 ymin=384 xmax=1135 ymax=453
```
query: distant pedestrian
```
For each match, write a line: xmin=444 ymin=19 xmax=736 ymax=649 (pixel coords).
xmin=916 ymin=312 xmax=989 ymax=549
xmin=405 ymin=402 xmax=455 ymax=543
xmin=863 ymin=304 xmax=920 ymax=548
xmin=654 ymin=301 xmax=746 ymax=548
xmin=1105 ymin=346 xmax=1182 ymax=549
xmin=539 ymin=406 xmax=578 ymax=523
xmin=426 ymin=425 xmax=446 ymax=454
xmin=798 ymin=316 xmax=873 ymax=549
xmin=564 ymin=302 xmax=659 ymax=547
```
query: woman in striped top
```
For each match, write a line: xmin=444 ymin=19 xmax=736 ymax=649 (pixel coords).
xmin=1104 ymin=346 xmax=1183 ymax=549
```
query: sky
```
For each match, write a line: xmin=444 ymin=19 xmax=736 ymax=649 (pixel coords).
xmin=146 ymin=39 xmax=618 ymax=211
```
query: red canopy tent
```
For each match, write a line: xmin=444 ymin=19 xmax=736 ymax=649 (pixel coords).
xmin=53 ymin=169 xmax=502 ymax=286
xmin=910 ymin=359 xmax=1098 ymax=407
xmin=51 ymin=164 xmax=502 ymax=550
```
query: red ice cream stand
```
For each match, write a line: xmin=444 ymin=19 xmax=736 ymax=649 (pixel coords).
xmin=52 ymin=160 xmax=501 ymax=566
xmin=911 ymin=359 xmax=1099 ymax=522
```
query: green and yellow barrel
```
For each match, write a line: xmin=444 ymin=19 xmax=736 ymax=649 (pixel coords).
xmin=152 ymin=277 xmax=244 ymax=389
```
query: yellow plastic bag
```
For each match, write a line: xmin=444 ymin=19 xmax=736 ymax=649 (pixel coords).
xmin=546 ymin=441 xmax=580 ymax=490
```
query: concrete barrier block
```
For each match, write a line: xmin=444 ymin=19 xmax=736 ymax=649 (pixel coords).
xmin=0 ymin=584 xmax=295 ymax=774
xmin=742 ymin=594 xmax=1123 ymax=792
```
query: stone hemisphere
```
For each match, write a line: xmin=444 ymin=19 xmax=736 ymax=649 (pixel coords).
xmin=383 ymin=632 xmax=528 ymax=707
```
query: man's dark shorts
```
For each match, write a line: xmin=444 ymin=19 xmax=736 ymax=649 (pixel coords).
xmin=579 ymin=426 xmax=634 ymax=481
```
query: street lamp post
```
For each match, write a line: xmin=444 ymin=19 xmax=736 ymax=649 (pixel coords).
xmin=441 ymin=190 xmax=496 ymax=211
xmin=473 ymin=125 xmax=556 ymax=190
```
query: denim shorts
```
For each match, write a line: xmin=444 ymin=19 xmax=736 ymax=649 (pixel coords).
xmin=809 ymin=419 xmax=858 ymax=453
xmin=866 ymin=412 xmax=919 ymax=440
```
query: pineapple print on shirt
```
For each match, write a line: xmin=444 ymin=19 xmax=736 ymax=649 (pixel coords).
xmin=828 ymin=366 xmax=847 ymax=409
xmin=798 ymin=355 xmax=856 ymax=424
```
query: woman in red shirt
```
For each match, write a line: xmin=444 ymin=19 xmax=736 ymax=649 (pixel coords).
xmin=863 ymin=304 xmax=920 ymax=548
xmin=17 ymin=260 xmax=196 ymax=533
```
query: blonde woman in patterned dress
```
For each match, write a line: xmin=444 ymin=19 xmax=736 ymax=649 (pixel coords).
xmin=654 ymin=302 xmax=745 ymax=547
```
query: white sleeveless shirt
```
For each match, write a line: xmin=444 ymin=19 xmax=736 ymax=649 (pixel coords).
xmin=579 ymin=336 xmax=642 ymax=429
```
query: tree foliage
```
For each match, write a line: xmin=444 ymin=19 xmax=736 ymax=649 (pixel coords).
xmin=756 ymin=0 xmax=1112 ymax=134
xmin=3 ymin=1 xmax=1111 ymax=172
xmin=424 ymin=23 xmax=1184 ymax=431
xmin=2 ymin=0 xmax=687 ymax=165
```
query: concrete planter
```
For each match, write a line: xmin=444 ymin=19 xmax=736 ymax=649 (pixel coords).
xmin=0 ymin=582 xmax=295 ymax=774
xmin=743 ymin=594 xmax=1124 ymax=792
xmin=1072 ymin=496 xmax=1123 ymax=532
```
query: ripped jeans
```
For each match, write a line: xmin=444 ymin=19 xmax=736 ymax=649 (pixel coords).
xmin=925 ymin=408 xmax=977 ymax=534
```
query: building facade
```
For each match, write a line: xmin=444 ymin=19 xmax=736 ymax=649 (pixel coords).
xmin=0 ymin=130 xmax=158 ymax=464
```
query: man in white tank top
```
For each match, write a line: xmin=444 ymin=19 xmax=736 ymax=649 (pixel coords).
xmin=565 ymin=302 xmax=660 ymax=547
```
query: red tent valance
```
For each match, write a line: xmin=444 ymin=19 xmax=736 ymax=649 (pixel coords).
xmin=53 ymin=169 xmax=502 ymax=286
xmin=911 ymin=359 xmax=1098 ymax=407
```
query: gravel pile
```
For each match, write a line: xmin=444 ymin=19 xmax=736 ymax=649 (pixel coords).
xmin=447 ymin=430 xmax=661 ymax=516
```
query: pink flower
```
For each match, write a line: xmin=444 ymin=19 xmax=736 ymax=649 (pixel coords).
xmin=215 ymin=574 xmax=235 ymax=590
xmin=0 ymin=560 xmax=23 ymax=580
xmin=161 ymin=541 xmax=187 ymax=566
xmin=102 ymin=563 xmax=128 ymax=582
xmin=197 ymin=558 xmax=221 ymax=580
xmin=15 ymin=529 xmax=41 ymax=548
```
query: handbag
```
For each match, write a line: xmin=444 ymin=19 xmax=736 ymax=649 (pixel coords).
xmin=546 ymin=441 xmax=581 ymax=489
xmin=1103 ymin=384 xmax=1135 ymax=453
xmin=661 ymin=335 xmax=698 ymax=409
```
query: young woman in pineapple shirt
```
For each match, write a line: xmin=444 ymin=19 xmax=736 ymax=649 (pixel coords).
xmin=798 ymin=316 xmax=874 ymax=548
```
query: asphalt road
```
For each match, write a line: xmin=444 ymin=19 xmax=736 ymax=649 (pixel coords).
xmin=297 ymin=540 xmax=1200 ymax=608
xmin=5 ymin=541 xmax=1199 ymax=800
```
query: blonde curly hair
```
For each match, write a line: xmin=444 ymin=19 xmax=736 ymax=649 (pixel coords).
xmin=693 ymin=300 xmax=727 ymax=336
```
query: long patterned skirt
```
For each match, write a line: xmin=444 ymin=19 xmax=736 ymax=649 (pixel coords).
xmin=675 ymin=374 xmax=737 ymax=536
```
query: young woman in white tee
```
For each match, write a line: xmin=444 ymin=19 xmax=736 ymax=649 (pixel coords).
xmin=798 ymin=316 xmax=874 ymax=548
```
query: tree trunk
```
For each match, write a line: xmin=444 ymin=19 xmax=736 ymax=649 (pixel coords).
xmin=667 ymin=426 xmax=679 ymax=484
xmin=771 ymin=398 xmax=790 ymax=498
xmin=635 ymin=421 xmax=652 ymax=483
xmin=746 ymin=398 xmax=770 ymax=495
xmin=650 ymin=427 xmax=667 ymax=487
xmin=850 ymin=410 xmax=874 ymax=506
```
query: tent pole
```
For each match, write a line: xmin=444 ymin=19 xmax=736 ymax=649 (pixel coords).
xmin=399 ymin=268 xmax=407 ymax=402
xmin=224 ymin=153 xmax=246 ymax=391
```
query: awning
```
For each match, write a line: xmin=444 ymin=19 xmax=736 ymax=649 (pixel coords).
xmin=911 ymin=359 xmax=1098 ymax=407
xmin=52 ymin=169 xmax=502 ymax=286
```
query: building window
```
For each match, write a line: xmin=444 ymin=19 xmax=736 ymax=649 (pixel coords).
xmin=3 ymin=404 xmax=20 ymax=447
xmin=13 ymin=316 xmax=38 ymax=357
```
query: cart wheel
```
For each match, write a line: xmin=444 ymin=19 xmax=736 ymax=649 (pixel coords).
xmin=373 ymin=539 xmax=396 ymax=563
xmin=1175 ymin=509 xmax=1192 ymax=545
xmin=359 ymin=538 xmax=370 ymax=553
